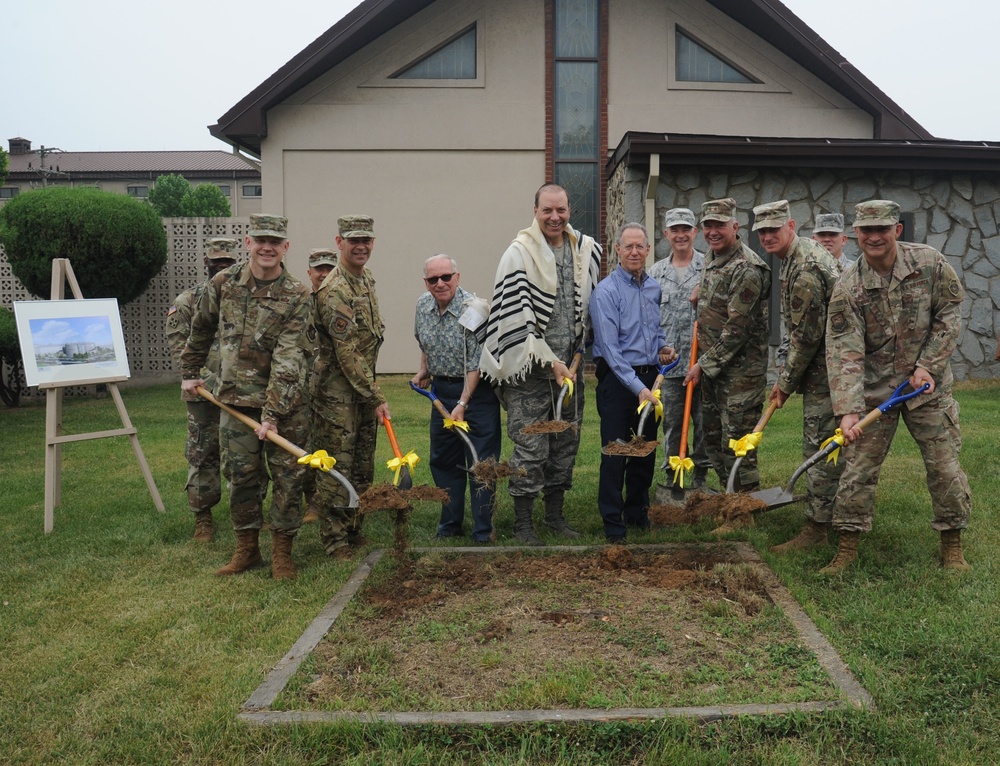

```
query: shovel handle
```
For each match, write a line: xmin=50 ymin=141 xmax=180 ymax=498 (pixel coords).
xmin=677 ymin=323 xmax=699 ymax=462
xmin=383 ymin=417 xmax=405 ymax=460
xmin=410 ymin=381 xmax=453 ymax=421
xmin=754 ymin=399 xmax=779 ymax=433
xmin=196 ymin=386 xmax=306 ymax=458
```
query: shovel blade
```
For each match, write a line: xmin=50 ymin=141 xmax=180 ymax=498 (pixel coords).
xmin=397 ymin=466 xmax=413 ymax=490
xmin=748 ymin=486 xmax=796 ymax=509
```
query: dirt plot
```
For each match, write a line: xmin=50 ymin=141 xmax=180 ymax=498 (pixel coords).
xmin=292 ymin=547 xmax=837 ymax=713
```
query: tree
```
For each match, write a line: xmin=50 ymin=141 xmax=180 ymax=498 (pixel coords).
xmin=0 ymin=307 xmax=23 ymax=407
xmin=0 ymin=146 xmax=8 ymax=188
xmin=180 ymin=183 xmax=231 ymax=217
xmin=147 ymin=173 xmax=191 ymax=217
xmin=0 ymin=187 xmax=167 ymax=304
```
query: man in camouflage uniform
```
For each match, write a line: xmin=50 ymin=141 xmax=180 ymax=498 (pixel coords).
xmin=181 ymin=214 xmax=314 ymax=580
xmin=480 ymin=184 xmax=601 ymax=545
xmin=822 ymin=200 xmax=971 ymax=574
xmin=312 ymin=215 xmax=387 ymax=560
xmin=648 ymin=207 xmax=711 ymax=492
xmin=301 ymin=248 xmax=339 ymax=525
xmin=165 ymin=238 xmax=238 ymax=541
xmin=812 ymin=213 xmax=854 ymax=272
xmin=683 ymin=198 xmax=770 ymax=492
xmin=752 ymin=201 xmax=842 ymax=551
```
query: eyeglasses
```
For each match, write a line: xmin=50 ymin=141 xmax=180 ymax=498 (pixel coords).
xmin=424 ymin=273 xmax=455 ymax=285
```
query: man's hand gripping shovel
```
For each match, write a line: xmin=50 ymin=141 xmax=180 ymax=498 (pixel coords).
xmin=749 ymin=380 xmax=930 ymax=509
xmin=601 ymin=358 xmax=679 ymax=457
xmin=195 ymin=386 xmax=359 ymax=509
xmin=409 ymin=382 xmax=480 ymax=468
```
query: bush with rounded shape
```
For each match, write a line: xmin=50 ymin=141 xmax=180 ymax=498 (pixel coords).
xmin=147 ymin=173 xmax=190 ymax=217
xmin=180 ymin=183 xmax=231 ymax=217
xmin=0 ymin=187 xmax=167 ymax=304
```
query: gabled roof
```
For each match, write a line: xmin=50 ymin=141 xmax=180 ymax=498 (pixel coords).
xmin=209 ymin=0 xmax=931 ymax=156
xmin=6 ymin=150 xmax=260 ymax=180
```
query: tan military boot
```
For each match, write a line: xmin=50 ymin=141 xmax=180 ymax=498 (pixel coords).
xmin=215 ymin=529 xmax=264 ymax=576
xmin=770 ymin=519 xmax=829 ymax=553
xmin=271 ymin=530 xmax=297 ymax=580
xmin=940 ymin=529 xmax=971 ymax=571
xmin=193 ymin=510 xmax=215 ymax=542
xmin=819 ymin=531 xmax=860 ymax=575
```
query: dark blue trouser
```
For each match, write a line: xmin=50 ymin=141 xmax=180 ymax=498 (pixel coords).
xmin=431 ymin=378 xmax=502 ymax=541
xmin=596 ymin=365 xmax=659 ymax=541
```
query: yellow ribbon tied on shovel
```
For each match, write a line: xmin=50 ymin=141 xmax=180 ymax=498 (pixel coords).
xmin=443 ymin=418 xmax=470 ymax=432
xmin=728 ymin=431 xmax=763 ymax=458
xmin=636 ymin=389 xmax=664 ymax=421
xmin=297 ymin=449 xmax=337 ymax=472
xmin=561 ymin=377 xmax=575 ymax=406
xmin=387 ymin=450 xmax=421 ymax=484
xmin=821 ymin=429 xmax=846 ymax=465
xmin=669 ymin=455 xmax=695 ymax=488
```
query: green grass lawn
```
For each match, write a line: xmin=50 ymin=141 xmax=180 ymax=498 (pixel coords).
xmin=1 ymin=377 xmax=998 ymax=765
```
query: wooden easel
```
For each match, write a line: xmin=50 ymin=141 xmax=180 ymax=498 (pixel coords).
xmin=42 ymin=259 xmax=164 ymax=533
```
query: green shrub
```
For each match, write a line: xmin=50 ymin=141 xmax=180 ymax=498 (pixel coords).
xmin=0 ymin=186 xmax=167 ymax=304
xmin=179 ymin=183 xmax=230 ymax=217
xmin=0 ymin=306 xmax=23 ymax=406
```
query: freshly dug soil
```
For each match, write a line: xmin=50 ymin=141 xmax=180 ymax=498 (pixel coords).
xmin=601 ymin=436 xmax=657 ymax=457
xmin=521 ymin=420 xmax=577 ymax=434
xmin=471 ymin=457 xmax=526 ymax=488
xmin=649 ymin=491 xmax=768 ymax=529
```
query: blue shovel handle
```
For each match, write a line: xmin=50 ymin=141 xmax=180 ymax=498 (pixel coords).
xmin=879 ymin=380 xmax=931 ymax=413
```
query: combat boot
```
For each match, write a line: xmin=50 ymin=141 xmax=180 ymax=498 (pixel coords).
xmin=690 ymin=467 xmax=709 ymax=491
xmin=542 ymin=490 xmax=581 ymax=538
xmin=512 ymin=496 xmax=543 ymax=546
xmin=819 ymin=531 xmax=860 ymax=575
xmin=940 ymin=529 xmax=971 ymax=571
xmin=193 ymin=510 xmax=215 ymax=542
xmin=770 ymin=519 xmax=829 ymax=553
xmin=271 ymin=530 xmax=297 ymax=580
xmin=214 ymin=529 xmax=264 ymax=576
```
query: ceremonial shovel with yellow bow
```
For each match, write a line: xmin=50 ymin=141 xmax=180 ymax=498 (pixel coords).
xmin=521 ymin=348 xmax=585 ymax=435
xmin=725 ymin=400 xmax=780 ymax=494
xmin=195 ymin=386 xmax=359 ymax=508
xmin=383 ymin=416 xmax=418 ymax=490
xmin=409 ymin=382 xmax=480 ymax=467
xmin=601 ymin=358 xmax=679 ymax=458
xmin=747 ymin=379 xmax=930 ymax=510
xmin=666 ymin=324 xmax=699 ymax=495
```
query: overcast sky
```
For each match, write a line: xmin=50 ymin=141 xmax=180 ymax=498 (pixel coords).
xmin=3 ymin=0 xmax=996 ymax=153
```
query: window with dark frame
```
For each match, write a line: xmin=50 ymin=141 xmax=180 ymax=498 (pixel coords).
xmin=217 ymin=185 xmax=231 ymax=197
xmin=676 ymin=28 xmax=757 ymax=84
xmin=242 ymin=184 xmax=262 ymax=198
xmin=127 ymin=185 xmax=149 ymax=198
xmin=393 ymin=25 xmax=477 ymax=79
xmin=0 ymin=187 xmax=18 ymax=199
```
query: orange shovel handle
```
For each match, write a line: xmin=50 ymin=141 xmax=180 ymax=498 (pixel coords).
xmin=678 ymin=323 xmax=699 ymax=461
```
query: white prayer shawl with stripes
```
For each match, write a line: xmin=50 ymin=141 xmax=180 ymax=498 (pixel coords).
xmin=480 ymin=218 xmax=601 ymax=384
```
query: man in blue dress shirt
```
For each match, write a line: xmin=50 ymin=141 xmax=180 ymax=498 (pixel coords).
xmin=590 ymin=223 xmax=677 ymax=543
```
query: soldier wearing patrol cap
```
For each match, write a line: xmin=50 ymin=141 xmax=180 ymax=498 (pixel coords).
xmin=166 ymin=237 xmax=239 ymax=542
xmin=751 ymin=200 xmax=842 ymax=552
xmin=311 ymin=214 xmax=387 ymax=559
xmin=684 ymin=198 xmax=770 ymax=494
xmin=307 ymin=248 xmax=338 ymax=293
xmin=822 ymin=199 xmax=971 ymax=574
xmin=812 ymin=212 xmax=854 ymax=272
xmin=181 ymin=213 xmax=314 ymax=580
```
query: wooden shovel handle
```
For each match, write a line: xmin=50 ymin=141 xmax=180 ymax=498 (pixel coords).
xmin=195 ymin=386 xmax=306 ymax=458
xmin=754 ymin=400 xmax=779 ymax=434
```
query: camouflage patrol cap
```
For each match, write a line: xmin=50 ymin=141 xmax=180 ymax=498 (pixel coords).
xmin=248 ymin=213 xmax=288 ymax=239
xmin=338 ymin=215 xmax=375 ymax=239
xmin=813 ymin=213 xmax=845 ymax=234
xmin=308 ymin=248 xmax=338 ymax=268
xmin=853 ymin=200 xmax=900 ymax=227
xmin=663 ymin=207 xmax=697 ymax=229
xmin=205 ymin=237 xmax=239 ymax=260
xmin=700 ymin=198 xmax=738 ymax=224
xmin=752 ymin=200 xmax=790 ymax=231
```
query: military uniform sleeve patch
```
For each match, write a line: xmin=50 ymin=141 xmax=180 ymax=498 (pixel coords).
xmin=829 ymin=311 xmax=847 ymax=334
xmin=948 ymin=280 xmax=962 ymax=298
xmin=739 ymin=286 xmax=757 ymax=304
xmin=333 ymin=316 xmax=350 ymax=334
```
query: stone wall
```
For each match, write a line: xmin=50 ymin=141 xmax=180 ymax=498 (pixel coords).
xmin=1 ymin=217 xmax=250 ymax=398
xmin=616 ymin=163 xmax=1000 ymax=380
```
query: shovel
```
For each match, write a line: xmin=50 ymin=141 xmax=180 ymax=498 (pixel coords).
xmin=725 ymin=400 xmax=780 ymax=493
xmin=409 ymin=381 xmax=480 ymax=465
xmin=383 ymin=416 xmax=417 ymax=489
xmin=749 ymin=380 xmax=931 ymax=509
xmin=194 ymin=386 xmax=359 ymax=509
xmin=666 ymin=323 xmax=698 ymax=497
xmin=601 ymin=358 xmax=679 ymax=458
xmin=520 ymin=348 xmax=585 ymax=434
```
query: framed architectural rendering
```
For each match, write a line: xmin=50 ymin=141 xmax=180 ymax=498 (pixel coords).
xmin=13 ymin=298 xmax=131 ymax=387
